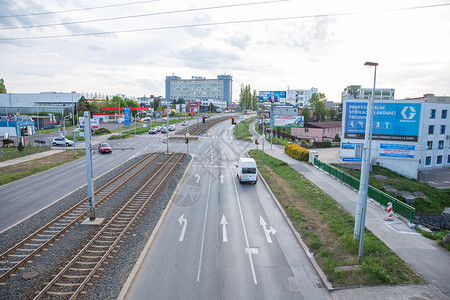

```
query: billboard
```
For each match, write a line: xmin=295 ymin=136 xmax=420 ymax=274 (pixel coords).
xmin=344 ymin=102 xmax=421 ymax=142
xmin=274 ymin=116 xmax=304 ymax=126
xmin=379 ymin=144 xmax=415 ymax=158
xmin=258 ymin=91 xmax=286 ymax=103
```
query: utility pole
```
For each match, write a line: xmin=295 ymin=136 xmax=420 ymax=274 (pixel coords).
xmin=84 ymin=111 xmax=95 ymax=220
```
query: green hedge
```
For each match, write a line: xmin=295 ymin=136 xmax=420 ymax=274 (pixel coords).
xmin=285 ymin=143 xmax=309 ymax=161
xmin=313 ymin=141 xmax=332 ymax=148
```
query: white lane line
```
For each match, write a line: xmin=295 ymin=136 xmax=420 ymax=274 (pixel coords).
xmin=231 ymin=166 xmax=258 ymax=285
xmin=196 ymin=167 xmax=213 ymax=282
xmin=10 ymin=191 xmax=34 ymax=202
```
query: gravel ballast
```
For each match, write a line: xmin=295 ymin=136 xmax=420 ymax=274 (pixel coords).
xmin=0 ymin=153 xmax=191 ymax=299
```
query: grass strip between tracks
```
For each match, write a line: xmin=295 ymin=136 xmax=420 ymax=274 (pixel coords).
xmin=248 ymin=149 xmax=425 ymax=288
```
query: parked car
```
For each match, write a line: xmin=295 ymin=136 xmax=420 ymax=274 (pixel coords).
xmin=163 ymin=117 xmax=167 ymax=121
xmin=98 ymin=143 xmax=112 ymax=154
xmin=143 ymin=117 xmax=152 ymax=121
xmin=148 ymin=127 xmax=157 ymax=134
xmin=52 ymin=137 xmax=74 ymax=147
xmin=155 ymin=126 xmax=162 ymax=132
xmin=168 ymin=125 xmax=176 ymax=131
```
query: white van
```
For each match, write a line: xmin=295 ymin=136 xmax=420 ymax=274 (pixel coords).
xmin=236 ymin=158 xmax=258 ymax=184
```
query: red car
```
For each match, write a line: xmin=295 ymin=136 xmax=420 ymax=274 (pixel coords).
xmin=98 ymin=142 xmax=112 ymax=154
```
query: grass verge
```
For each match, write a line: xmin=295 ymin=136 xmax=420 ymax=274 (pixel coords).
xmin=0 ymin=149 xmax=85 ymax=185
xmin=0 ymin=146 xmax=52 ymax=162
xmin=248 ymin=149 xmax=424 ymax=287
xmin=234 ymin=116 xmax=256 ymax=141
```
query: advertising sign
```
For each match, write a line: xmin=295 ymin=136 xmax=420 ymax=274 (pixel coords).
xmin=78 ymin=117 xmax=99 ymax=129
xmin=274 ymin=116 xmax=304 ymax=126
xmin=181 ymin=104 xmax=186 ymax=113
xmin=379 ymin=144 xmax=415 ymax=158
xmin=344 ymin=102 xmax=421 ymax=141
xmin=258 ymin=91 xmax=286 ymax=103
xmin=124 ymin=107 xmax=130 ymax=126
xmin=341 ymin=143 xmax=355 ymax=149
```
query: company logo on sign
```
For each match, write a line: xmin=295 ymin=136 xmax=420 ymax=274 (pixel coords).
xmin=401 ymin=106 xmax=416 ymax=120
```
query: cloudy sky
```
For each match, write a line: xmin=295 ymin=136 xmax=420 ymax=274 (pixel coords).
xmin=1 ymin=0 xmax=449 ymax=102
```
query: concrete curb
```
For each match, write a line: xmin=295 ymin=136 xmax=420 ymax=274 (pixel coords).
xmin=256 ymin=165 xmax=334 ymax=292
xmin=245 ymin=151 xmax=334 ymax=293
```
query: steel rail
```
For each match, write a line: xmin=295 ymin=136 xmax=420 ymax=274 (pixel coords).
xmin=34 ymin=153 xmax=184 ymax=299
xmin=0 ymin=152 xmax=162 ymax=281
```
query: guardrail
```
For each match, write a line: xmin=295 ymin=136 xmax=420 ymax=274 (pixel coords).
xmin=313 ymin=157 xmax=415 ymax=222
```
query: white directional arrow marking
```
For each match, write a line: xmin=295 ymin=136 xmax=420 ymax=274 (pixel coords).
xmin=220 ymin=174 xmax=224 ymax=184
xmin=178 ymin=214 xmax=187 ymax=242
xmin=220 ymin=215 xmax=228 ymax=242
xmin=259 ymin=216 xmax=277 ymax=244
xmin=195 ymin=174 xmax=200 ymax=183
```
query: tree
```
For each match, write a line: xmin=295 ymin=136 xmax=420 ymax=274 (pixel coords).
xmin=329 ymin=108 xmax=337 ymax=121
xmin=302 ymin=107 xmax=310 ymax=124
xmin=309 ymin=92 xmax=328 ymax=122
xmin=0 ymin=78 xmax=7 ymax=93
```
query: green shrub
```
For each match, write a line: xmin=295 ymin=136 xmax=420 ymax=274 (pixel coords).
xmin=285 ymin=143 xmax=309 ymax=161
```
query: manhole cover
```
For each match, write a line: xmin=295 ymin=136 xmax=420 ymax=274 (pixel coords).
xmin=22 ymin=271 xmax=38 ymax=279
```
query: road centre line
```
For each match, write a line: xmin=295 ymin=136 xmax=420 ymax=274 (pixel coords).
xmin=196 ymin=165 xmax=213 ymax=282
xmin=231 ymin=166 xmax=258 ymax=285
xmin=10 ymin=191 xmax=34 ymax=202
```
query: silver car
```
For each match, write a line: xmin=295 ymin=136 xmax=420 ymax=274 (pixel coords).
xmin=52 ymin=137 xmax=74 ymax=147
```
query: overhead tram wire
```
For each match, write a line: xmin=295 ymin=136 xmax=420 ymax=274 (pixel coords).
xmin=0 ymin=2 xmax=449 ymax=41
xmin=0 ymin=0 xmax=290 ymax=31
xmin=0 ymin=0 xmax=161 ymax=18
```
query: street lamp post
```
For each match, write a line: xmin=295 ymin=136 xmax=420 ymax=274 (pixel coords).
xmin=71 ymin=91 xmax=76 ymax=157
xmin=353 ymin=61 xmax=378 ymax=259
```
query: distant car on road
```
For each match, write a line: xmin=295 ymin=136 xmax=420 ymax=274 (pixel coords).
xmin=168 ymin=125 xmax=176 ymax=131
xmin=143 ymin=117 xmax=151 ymax=121
xmin=155 ymin=126 xmax=162 ymax=132
xmin=180 ymin=121 xmax=188 ymax=126
xmin=52 ymin=137 xmax=74 ymax=147
xmin=161 ymin=127 xmax=168 ymax=133
xmin=98 ymin=143 xmax=112 ymax=154
xmin=148 ymin=128 xmax=157 ymax=134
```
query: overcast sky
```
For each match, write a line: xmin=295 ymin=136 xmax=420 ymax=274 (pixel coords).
xmin=1 ymin=0 xmax=449 ymax=102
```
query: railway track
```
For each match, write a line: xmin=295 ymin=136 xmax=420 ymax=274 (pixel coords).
xmin=173 ymin=115 xmax=232 ymax=139
xmin=0 ymin=152 xmax=164 ymax=282
xmin=34 ymin=152 xmax=185 ymax=299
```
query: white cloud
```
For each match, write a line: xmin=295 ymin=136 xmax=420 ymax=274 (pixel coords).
xmin=0 ymin=0 xmax=449 ymax=101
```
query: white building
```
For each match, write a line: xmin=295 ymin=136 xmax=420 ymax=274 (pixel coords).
xmin=342 ymin=85 xmax=395 ymax=100
xmin=0 ymin=92 xmax=81 ymax=114
xmin=286 ymin=88 xmax=318 ymax=107
xmin=340 ymin=94 xmax=450 ymax=179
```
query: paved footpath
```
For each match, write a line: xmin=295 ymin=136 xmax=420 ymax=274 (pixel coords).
xmin=260 ymin=143 xmax=450 ymax=300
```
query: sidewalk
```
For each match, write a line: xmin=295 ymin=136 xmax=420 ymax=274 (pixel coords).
xmin=262 ymin=144 xmax=450 ymax=299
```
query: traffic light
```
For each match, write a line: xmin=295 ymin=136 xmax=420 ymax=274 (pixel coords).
xmin=202 ymin=116 xmax=205 ymax=123
xmin=231 ymin=117 xmax=235 ymax=124
xmin=255 ymin=138 xmax=259 ymax=145
xmin=185 ymin=137 xmax=189 ymax=144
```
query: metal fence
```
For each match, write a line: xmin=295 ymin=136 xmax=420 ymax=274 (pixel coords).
xmin=313 ymin=158 xmax=415 ymax=222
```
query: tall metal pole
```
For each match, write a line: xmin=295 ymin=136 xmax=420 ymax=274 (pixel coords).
xmin=84 ymin=111 xmax=95 ymax=220
xmin=72 ymin=92 xmax=76 ymax=157
xmin=353 ymin=62 xmax=378 ymax=259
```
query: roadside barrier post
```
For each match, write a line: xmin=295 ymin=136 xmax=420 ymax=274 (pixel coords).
xmin=386 ymin=202 xmax=393 ymax=220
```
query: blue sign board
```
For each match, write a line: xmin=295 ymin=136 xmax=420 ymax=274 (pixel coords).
xmin=344 ymin=102 xmax=421 ymax=142
xmin=343 ymin=157 xmax=362 ymax=162
xmin=341 ymin=143 xmax=355 ymax=149
xmin=258 ymin=91 xmax=286 ymax=103
xmin=124 ymin=107 xmax=130 ymax=127
xmin=379 ymin=144 xmax=415 ymax=158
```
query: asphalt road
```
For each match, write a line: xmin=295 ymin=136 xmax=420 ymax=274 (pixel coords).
xmin=122 ymin=118 xmax=329 ymax=299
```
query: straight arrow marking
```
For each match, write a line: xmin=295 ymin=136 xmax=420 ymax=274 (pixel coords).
xmin=221 ymin=215 xmax=228 ymax=242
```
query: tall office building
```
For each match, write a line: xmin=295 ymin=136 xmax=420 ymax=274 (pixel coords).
xmin=165 ymin=75 xmax=233 ymax=107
